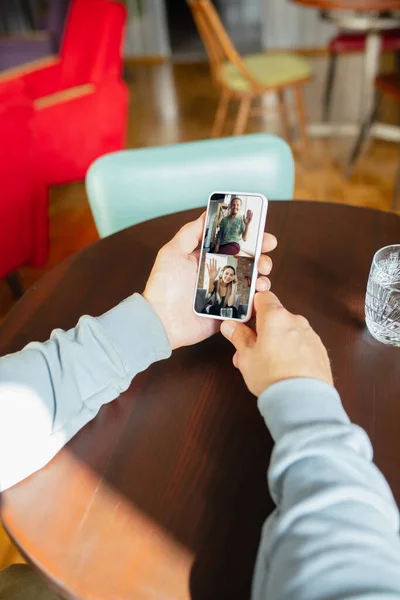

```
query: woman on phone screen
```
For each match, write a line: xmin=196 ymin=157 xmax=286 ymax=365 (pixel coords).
xmin=203 ymin=260 xmax=239 ymax=318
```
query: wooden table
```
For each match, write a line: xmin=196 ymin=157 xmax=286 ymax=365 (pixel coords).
xmin=293 ymin=0 xmax=400 ymax=146
xmin=1 ymin=202 xmax=400 ymax=600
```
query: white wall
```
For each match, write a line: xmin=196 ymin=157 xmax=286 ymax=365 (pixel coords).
xmin=124 ymin=0 xmax=336 ymax=58
xmin=124 ymin=0 xmax=171 ymax=57
xmin=261 ymin=1 xmax=335 ymax=49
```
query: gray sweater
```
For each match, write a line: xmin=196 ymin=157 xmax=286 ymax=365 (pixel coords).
xmin=0 ymin=294 xmax=399 ymax=599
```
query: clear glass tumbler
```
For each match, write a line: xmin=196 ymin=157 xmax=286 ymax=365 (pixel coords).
xmin=365 ymin=245 xmax=400 ymax=346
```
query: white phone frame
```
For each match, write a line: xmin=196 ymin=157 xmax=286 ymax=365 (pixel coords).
xmin=193 ymin=191 xmax=269 ymax=323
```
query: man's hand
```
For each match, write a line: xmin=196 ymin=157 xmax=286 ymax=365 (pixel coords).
xmin=221 ymin=292 xmax=333 ymax=396
xmin=144 ymin=213 xmax=277 ymax=350
xmin=243 ymin=210 xmax=253 ymax=225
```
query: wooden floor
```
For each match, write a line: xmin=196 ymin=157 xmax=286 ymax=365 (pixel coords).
xmin=0 ymin=54 xmax=400 ymax=569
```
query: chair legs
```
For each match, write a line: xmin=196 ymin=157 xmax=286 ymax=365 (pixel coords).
xmin=233 ymin=97 xmax=252 ymax=136
xmin=228 ymin=87 xmax=309 ymax=145
xmin=277 ymin=89 xmax=291 ymax=142
xmin=212 ymin=92 xmax=230 ymax=138
xmin=294 ymin=85 xmax=310 ymax=154
xmin=323 ymin=52 xmax=338 ymax=122
xmin=346 ymin=93 xmax=381 ymax=178
xmin=6 ymin=272 xmax=23 ymax=300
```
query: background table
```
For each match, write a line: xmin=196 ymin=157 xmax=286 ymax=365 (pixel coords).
xmin=1 ymin=202 xmax=400 ymax=600
xmin=293 ymin=0 xmax=400 ymax=144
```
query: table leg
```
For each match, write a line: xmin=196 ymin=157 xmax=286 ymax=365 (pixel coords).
xmin=359 ymin=31 xmax=381 ymax=121
xmin=347 ymin=93 xmax=380 ymax=177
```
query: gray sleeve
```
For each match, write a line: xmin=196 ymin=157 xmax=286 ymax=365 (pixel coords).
xmin=252 ymin=378 xmax=400 ymax=600
xmin=0 ymin=294 xmax=171 ymax=492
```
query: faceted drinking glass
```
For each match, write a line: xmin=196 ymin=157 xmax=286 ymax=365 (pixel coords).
xmin=365 ymin=245 xmax=400 ymax=346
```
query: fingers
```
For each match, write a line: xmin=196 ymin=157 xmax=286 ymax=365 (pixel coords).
xmin=258 ymin=254 xmax=272 ymax=276
xmin=261 ymin=233 xmax=277 ymax=253
xmin=256 ymin=276 xmax=271 ymax=292
xmin=220 ymin=320 xmax=256 ymax=351
xmin=206 ymin=257 xmax=216 ymax=271
xmin=170 ymin=212 xmax=206 ymax=254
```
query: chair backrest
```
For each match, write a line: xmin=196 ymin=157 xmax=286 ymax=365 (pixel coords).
xmin=86 ymin=134 xmax=294 ymax=238
xmin=59 ymin=0 xmax=127 ymax=87
xmin=187 ymin=0 xmax=262 ymax=91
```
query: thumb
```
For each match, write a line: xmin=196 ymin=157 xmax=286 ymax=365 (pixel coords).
xmin=170 ymin=212 xmax=206 ymax=254
xmin=220 ymin=320 xmax=256 ymax=352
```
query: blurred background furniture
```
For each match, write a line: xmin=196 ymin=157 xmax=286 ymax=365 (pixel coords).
xmin=187 ymin=0 xmax=312 ymax=149
xmin=0 ymin=0 xmax=129 ymax=186
xmin=0 ymin=79 xmax=48 ymax=297
xmin=348 ymin=72 xmax=400 ymax=210
xmin=292 ymin=0 xmax=400 ymax=145
xmin=86 ymin=134 xmax=294 ymax=237
xmin=324 ymin=29 xmax=400 ymax=121
xmin=0 ymin=0 xmax=70 ymax=71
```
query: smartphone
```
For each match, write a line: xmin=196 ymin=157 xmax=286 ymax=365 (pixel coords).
xmin=193 ymin=191 xmax=268 ymax=323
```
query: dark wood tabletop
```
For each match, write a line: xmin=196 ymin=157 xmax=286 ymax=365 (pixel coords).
xmin=1 ymin=201 xmax=400 ymax=600
xmin=292 ymin=0 xmax=400 ymax=10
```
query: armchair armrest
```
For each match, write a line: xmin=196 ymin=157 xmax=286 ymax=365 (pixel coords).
xmin=0 ymin=56 xmax=59 ymax=82
xmin=34 ymin=83 xmax=96 ymax=109
xmin=0 ymin=56 xmax=62 ymax=99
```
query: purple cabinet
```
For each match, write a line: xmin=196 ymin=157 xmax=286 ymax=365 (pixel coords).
xmin=0 ymin=1 xmax=70 ymax=71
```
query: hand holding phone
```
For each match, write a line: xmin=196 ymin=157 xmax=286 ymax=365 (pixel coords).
xmin=144 ymin=209 xmax=275 ymax=349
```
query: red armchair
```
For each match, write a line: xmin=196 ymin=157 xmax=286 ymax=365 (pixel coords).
xmin=0 ymin=0 xmax=129 ymax=186
xmin=0 ymin=80 xmax=48 ymax=296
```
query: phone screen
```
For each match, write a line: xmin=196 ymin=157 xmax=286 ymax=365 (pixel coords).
xmin=194 ymin=192 xmax=267 ymax=322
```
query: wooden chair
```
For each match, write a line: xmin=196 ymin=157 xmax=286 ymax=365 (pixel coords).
xmin=187 ymin=0 xmax=312 ymax=150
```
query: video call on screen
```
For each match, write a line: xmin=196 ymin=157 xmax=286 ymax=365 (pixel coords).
xmin=195 ymin=193 xmax=263 ymax=320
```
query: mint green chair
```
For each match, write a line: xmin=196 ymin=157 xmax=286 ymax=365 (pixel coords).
xmin=86 ymin=134 xmax=294 ymax=238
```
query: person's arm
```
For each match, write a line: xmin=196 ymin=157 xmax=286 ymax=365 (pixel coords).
xmin=0 ymin=294 xmax=171 ymax=492
xmin=252 ymin=379 xmax=400 ymax=600
xmin=0 ymin=214 xmax=277 ymax=493
xmin=242 ymin=220 xmax=249 ymax=242
xmin=214 ymin=218 xmax=225 ymax=251
xmin=227 ymin=282 xmax=237 ymax=307
xmin=242 ymin=210 xmax=253 ymax=242
xmin=206 ymin=258 xmax=219 ymax=297
xmin=221 ymin=292 xmax=400 ymax=600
